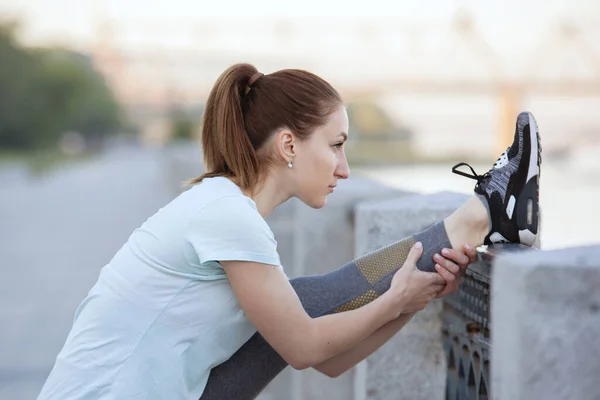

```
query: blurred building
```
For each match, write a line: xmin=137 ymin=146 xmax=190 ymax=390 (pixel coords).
xmin=85 ymin=10 xmax=600 ymax=159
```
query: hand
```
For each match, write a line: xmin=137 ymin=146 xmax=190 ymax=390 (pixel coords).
xmin=390 ymin=242 xmax=446 ymax=314
xmin=432 ymin=244 xmax=478 ymax=298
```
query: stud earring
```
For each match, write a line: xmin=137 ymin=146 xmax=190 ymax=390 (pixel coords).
xmin=288 ymin=161 xmax=293 ymax=169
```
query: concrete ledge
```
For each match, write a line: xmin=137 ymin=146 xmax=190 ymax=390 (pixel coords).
xmin=491 ymin=244 xmax=600 ymax=400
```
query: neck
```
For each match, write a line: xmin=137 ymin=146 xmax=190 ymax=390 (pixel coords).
xmin=240 ymin=172 xmax=292 ymax=218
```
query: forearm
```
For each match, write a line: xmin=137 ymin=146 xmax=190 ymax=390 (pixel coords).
xmin=313 ymin=312 xmax=417 ymax=377
xmin=299 ymin=292 xmax=401 ymax=369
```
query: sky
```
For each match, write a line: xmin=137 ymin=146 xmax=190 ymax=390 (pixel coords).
xmin=1 ymin=0 xmax=599 ymax=83
xmin=1 ymin=0 xmax=598 ymax=50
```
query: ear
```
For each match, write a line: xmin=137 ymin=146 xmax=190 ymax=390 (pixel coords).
xmin=275 ymin=129 xmax=296 ymax=162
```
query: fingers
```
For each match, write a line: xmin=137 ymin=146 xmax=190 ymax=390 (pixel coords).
xmin=433 ymin=253 xmax=460 ymax=275
xmin=433 ymin=282 xmax=447 ymax=294
xmin=434 ymin=263 xmax=457 ymax=284
xmin=437 ymin=245 xmax=479 ymax=273
xmin=434 ymin=275 xmax=462 ymax=297
xmin=464 ymin=244 xmax=479 ymax=263
xmin=405 ymin=242 xmax=424 ymax=267
xmin=427 ymin=269 xmax=446 ymax=285
xmin=438 ymin=248 xmax=469 ymax=268
xmin=423 ymin=282 xmax=446 ymax=299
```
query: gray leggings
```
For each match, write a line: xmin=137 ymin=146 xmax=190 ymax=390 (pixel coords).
xmin=200 ymin=221 xmax=450 ymax=399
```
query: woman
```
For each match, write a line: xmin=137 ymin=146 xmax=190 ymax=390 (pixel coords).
xmin=38 ymin=63 xmax=541 ymax=399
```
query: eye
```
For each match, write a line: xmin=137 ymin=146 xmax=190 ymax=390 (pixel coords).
xmin=334 ymin=142 xmax=344 ymax=150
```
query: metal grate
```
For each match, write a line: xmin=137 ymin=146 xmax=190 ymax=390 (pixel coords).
xmin=444 ymin=268 xmax=491 ymax=330
xmin=442 ymin=309 xmax=491 ymax=400
xmin=441 ymin=247 xmax=493 ymax=400
xmin=441 ymin=244 xmax=535 ymax=400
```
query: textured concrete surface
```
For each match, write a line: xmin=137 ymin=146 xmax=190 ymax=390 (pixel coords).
xmin=492 ymin=244 xmax=600 ymax=400
xmin=354 ymin=191 xmax=469 ymax=400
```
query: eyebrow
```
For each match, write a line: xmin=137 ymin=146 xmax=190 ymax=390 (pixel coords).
xmin=338 ymin=132 xmax=348 ymax=141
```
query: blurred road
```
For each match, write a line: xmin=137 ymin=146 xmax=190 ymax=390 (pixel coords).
xmin=0 ymin=146 xmax=176 ymax=399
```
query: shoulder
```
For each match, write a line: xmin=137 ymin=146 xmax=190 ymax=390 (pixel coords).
xmin=204 ymin=197 xmax=270 ymax=236
xmin=186 ymin=194 xmax=279 ymax=266
xmin=185 ymin=177 xmax=275 ymax=243
xmin=186 ymin=176 xmax=245 ymax=203
xmin=188 ymin=177 xmax=260 ymax=216
xmin=192 ymin=194 xmax=268 ymax=234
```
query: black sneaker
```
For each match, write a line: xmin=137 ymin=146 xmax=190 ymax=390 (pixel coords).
xmin=452 ymin=111 xmax=541 ymax=246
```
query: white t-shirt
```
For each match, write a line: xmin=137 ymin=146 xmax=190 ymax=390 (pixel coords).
xmin=37 ymin=177 xmax=282 ymax=400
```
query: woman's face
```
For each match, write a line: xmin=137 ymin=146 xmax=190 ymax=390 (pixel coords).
xmin=291 ymin=104 xmax=350 ymax=208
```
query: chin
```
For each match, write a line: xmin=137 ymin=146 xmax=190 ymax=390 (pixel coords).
xmin=301 ymin=195 xmax=328 ymax=209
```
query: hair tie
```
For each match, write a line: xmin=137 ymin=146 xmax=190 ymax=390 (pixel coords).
xmin=245 ymin=72 xmax=264 ymax=95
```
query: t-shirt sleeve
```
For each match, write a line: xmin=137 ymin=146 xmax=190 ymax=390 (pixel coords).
xmin=186 ymin=195 xmax=281 ymax=267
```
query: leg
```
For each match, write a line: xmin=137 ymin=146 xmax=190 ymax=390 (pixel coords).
xmin=201 ymin=111 xmax=542 ymax=399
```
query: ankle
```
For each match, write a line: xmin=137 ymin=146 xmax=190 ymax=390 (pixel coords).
xmin=444 ymin=196 xmax=490 ymax=248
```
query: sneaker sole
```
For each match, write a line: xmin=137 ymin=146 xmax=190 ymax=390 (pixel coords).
xmin=517 ymin=112 xmax=541 ymax=246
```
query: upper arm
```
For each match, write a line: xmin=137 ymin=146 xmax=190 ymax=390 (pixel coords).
xmin=220 ymin=260 xmax=313 ymax=369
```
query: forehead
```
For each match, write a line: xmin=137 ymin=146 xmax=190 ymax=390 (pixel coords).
xmin=319 ymin=105 xmax=349 ymax=136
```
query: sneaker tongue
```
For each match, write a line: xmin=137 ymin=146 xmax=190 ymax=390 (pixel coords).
xmin=475 ymin=173 xmax=492 ymax=194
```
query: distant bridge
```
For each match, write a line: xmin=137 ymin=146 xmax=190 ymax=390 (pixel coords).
xmin=89 ymin=13 xmax=600 ymax=150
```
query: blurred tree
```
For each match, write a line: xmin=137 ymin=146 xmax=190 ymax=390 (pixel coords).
xmin=0 ymin=21 xmax=44 ymax=148
xmin=168 ymin=104 xmax=203 ymax=141
xmin=38 ymin=50 xmax=122 ymax=147
xmin=170 ymin=112 xmax=195 ymax=140
xmin=0 ymin=20 xmax=122 ymax=150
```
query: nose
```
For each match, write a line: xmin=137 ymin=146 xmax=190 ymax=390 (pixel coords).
xmin=335 ymin=153 xmax=350 ymax=180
